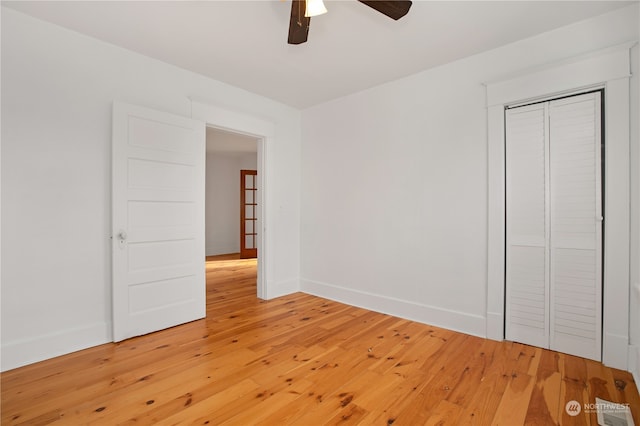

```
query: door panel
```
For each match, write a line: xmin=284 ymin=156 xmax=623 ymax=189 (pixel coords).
xmin=549 ymin=92 xmax=602 ymax=361
xmin=112 ymin=102 xmax=205 ymax=342
xmin=505 ymin=103 xmax=550 ymax=349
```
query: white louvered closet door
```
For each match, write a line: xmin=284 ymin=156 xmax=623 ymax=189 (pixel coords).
xmin=505 ymin=103 xmax=550 ymax=350
xmin=505 ymin=92 xmax=602 ymax=361
xmin=549 ymin=93 xmax=602 ymax=361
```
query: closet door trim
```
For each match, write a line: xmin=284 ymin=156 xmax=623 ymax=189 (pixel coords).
xmin=485 ymin=43 xmax=631 ymax=370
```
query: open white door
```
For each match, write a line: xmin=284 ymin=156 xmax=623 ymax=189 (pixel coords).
xmin=112 ymin=102 xmax=205 ymax=342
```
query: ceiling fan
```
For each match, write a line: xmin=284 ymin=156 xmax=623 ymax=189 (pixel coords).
xmin=288 ymin=0 xmax=412 ymax=44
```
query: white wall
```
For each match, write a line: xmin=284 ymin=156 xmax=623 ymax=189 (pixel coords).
xmin=1 ymin=7 xmax=301 ymax=371
xmin=631 ymin=26 xmax=640 ymax=384
xmin=205 ymin=152 xmax=257 ymax=256
xmin=301 ymin=4 xmax=639 ymax=350
xmin=2 ymin=3 xmax=638 ymax=376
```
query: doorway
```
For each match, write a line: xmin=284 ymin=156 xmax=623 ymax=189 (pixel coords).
xmin=205 ymin=127 xmax=261 ymax=287
xmin=191 ymin=100 xmax=272 ymax=300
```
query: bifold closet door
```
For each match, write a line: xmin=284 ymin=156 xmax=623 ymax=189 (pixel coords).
xmin=505 ymin=103 xmax=550 ymax=350
xmin=505 ymin=92 xmax=602 ymax=361
xmin=549 ymin=93 xmax=602 ymax=361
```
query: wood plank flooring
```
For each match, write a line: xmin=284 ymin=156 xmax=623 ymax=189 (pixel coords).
xmin=2 ymin=254 xmax=639 ymax=425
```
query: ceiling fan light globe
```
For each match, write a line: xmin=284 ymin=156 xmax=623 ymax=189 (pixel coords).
xmin=305 ymin=0 xmax=327 ymax=17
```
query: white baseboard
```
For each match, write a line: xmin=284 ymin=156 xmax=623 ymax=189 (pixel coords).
xmin=1 ymin=322 xmax=111 ymax=372
xmin=300 ymin=279 xmax=486 ymax=338
xmin=205 ymin=245 xmax=239 ymax=256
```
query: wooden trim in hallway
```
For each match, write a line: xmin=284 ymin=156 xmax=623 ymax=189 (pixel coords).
xmin=2 ymin=254 xmax=639 ymax=425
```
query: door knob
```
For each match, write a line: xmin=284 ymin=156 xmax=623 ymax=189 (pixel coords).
xmin=117 ymin=230 xmax=127 ymax=249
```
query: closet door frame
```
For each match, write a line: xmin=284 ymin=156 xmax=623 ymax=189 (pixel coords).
xmin=486 ymin=43 xmax=632 ymax=370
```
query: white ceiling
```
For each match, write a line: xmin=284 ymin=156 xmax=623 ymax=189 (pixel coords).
xmin=3 ymin=0 xmax=634 ymax=108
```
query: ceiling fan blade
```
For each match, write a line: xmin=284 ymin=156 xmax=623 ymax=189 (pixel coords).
xmin=288 ymin=0 xmax=311 ymax=45
xmin=357 ymin=0 xmax=412 ymax=20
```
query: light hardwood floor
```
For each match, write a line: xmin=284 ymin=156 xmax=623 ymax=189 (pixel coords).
xmin=2 ymin=254 xmax=639 ymax=425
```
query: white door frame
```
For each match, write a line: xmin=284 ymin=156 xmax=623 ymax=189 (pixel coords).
xmin=190 ymin=100 xmax=273 ymax=299
xmin=486 ymin=43 xmax=632 ymax=369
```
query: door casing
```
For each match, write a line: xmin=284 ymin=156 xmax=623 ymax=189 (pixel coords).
xmin=485 ymin=43 xmax=632 ymax=369
xmin=190 ymin=100 xmax=272 ymax=299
